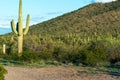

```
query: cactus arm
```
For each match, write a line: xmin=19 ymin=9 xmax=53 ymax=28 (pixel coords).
xmin=11 ymin=20 xmax=18 ymax=34
xmin=24 ymin=14 xmax=30 ymax=35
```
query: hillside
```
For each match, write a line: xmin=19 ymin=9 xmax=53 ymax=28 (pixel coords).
xmin=29 ymin=1 xmax=120 ymax=37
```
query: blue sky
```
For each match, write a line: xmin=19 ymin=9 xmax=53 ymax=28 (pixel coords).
xmin=0 ymin=0 xmax=116 ymax=34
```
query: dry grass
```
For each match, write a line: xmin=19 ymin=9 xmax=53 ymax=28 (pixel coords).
xmin=5 ymin=66 xmax=120 ymax=80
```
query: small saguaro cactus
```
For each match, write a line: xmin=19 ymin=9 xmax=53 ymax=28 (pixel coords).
xmin=3 ymin=44 xmax=6 ymax=54
xmin=11 ymin=0 xmax=30 ymax=55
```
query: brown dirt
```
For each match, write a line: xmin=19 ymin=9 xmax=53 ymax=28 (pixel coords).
xmin=5 ymin=66 xmax=120 ymax=80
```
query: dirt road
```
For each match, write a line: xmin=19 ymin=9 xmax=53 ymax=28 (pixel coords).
xmin=5 ymin=66 xmax=120 ymax=80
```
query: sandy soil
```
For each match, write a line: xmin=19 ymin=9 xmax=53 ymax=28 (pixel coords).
xmin=5 ymin=66 xmax=120 ymax=80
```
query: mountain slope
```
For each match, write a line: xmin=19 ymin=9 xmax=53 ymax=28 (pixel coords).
xmin=29 ymin=1 xmax=120 ymax=37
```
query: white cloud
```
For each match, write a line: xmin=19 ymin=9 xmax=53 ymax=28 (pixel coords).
xmin=94 ymin=0 xmax=117 ymax=3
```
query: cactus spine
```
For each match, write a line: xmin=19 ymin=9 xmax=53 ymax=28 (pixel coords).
xmin=11 ymin=0 xmax=30 ymax=55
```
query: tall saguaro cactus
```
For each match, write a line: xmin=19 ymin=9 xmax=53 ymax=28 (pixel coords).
xmin=11 ymin=0 xmax=30 ymax=55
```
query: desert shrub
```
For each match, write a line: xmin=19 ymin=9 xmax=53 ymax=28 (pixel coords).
xmin=57 ymin=52 xmax=68 ymax=63
xmin=38 ymin=50 xmax=53 ymax=60
xmin=108 ymin=45 xmax=120 ymax=65
xmin=88 ymin=41 xmax=108 ymax=60
xmin=0 ymin=52 xmax=20 ymax=62
xmin=78 ymin=41 xmax=108 ymax=66
xmin=52 ymin=46 xmax=68 ymax=61
xmin=52 ymin=46 xmax=79 ymax=63
xmin=52 ymin=41 xmax=108 ymax=66
xmin=57 ymin=52 xmax=75 ymax=64
xmin=0 ymin=53 xmax=6 ymax=59
xmin=10 ymin=53 xmax=20 ymax=61
xmin=0 ymin=65 xmax=7 ymax=80
xmin=54 ymin=46 xmax=83 ymax=64
xmin=80 ymin=49 xmax=105 ymax=66
xmin=4 ymin=53 xmax=20 ymax=61
xmin=64 ymin=49 xmax=82 ymax=64
xmin=20 ymin=49 xmax=39 ymax=63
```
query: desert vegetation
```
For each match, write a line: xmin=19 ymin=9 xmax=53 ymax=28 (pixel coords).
xmin=0 ymin=0 xmax=120 ymax=80
xmin=0 ymin=0 xmax=120 ymax=67
xmin=0 ymin=65 xmax=7 ymax=80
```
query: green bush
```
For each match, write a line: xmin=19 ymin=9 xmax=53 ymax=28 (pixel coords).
xmin=78 ymin=41 xmax=108 ymax=66
xmin=0 ymin=53 xmax=20 ymax=62
xmin=51 ymin=42 xmax=108 ymax=66
xmin=64 ymin=50 xmax=82 ymax=64
xmin=0 ymin=53 xmax=6 ymax=59
xmin=53 ymin=46 xmax=68 ymax=62
xmin=38 ymin=50 xmax=53 ymax=60
xmin=0 ymin=65 xmax=7 ymax=80
xmin=80 ymin=50 xmax=101 ymax=66
xmin=54 ymin=47 xmax=82 ymax=65
xmin=21 ymin=50 xmax=39 ymax=63
xmin=5 ymin=53 xmax=20 ymax=61
xmin=57 ymin=52 xmax=70 ymax=63
xmin=108 ymin=45 xmax=120 ymax=65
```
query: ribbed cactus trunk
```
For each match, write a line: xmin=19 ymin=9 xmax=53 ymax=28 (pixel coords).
xmin=18 ymin=35 xmax=23 ymax=54
xmin=18 ymin=0 xmax=23 ymax=54
xmin=11 ymin=0 xmax=30 ymax=56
